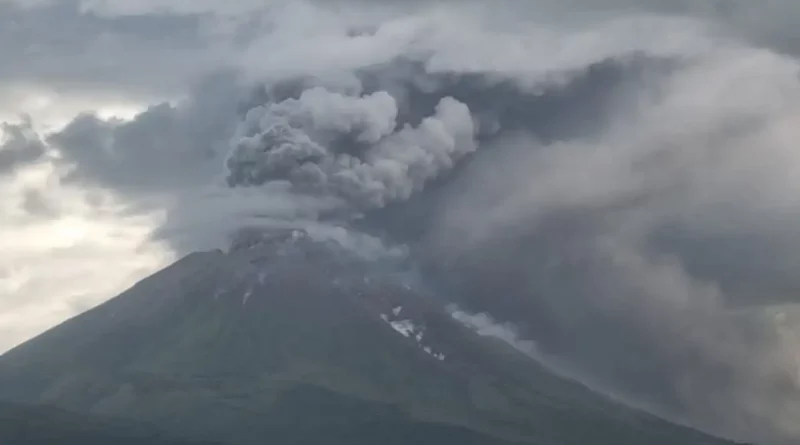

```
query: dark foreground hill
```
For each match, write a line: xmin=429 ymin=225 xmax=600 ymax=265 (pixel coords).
xmin=0 ymin=233 xmax=748 ymax=445
xmin=0 ymin=400 xmax=222 ymax=445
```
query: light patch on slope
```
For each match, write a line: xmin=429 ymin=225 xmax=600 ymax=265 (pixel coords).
xmin=242 ymin=287 xmax=253 ymax=306
xmin=389 ymin=318 xmax=415 ymax=337
xmin=448 ymin=305 xmax=538 ymax=356
xmin=380 ymin=313 xmax=445 ymax=360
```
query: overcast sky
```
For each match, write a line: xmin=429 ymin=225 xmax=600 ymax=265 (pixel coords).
xmin=5 ymin=1 xmax=800 ymax=444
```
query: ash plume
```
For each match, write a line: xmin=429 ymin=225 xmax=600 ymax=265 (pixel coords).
xmin=225 ymin=87 xmax=476 ymax=210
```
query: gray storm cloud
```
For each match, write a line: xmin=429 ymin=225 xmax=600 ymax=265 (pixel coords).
xmin=8 ymin=1 xmax=800 ymax=444
xmin=0 ymin=119 xmax=46 ymax=175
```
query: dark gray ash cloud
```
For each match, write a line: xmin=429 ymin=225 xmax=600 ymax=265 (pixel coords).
xmin=226 ymin=88 xmax=476 ymax=210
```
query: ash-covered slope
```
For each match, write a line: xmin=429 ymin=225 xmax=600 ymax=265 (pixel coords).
xmin=0 ymin=233 xmax=745 ymax=445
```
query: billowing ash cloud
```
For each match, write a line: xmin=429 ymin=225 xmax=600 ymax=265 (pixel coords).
xmin=226 ymin=86 xmax=476 ymax=210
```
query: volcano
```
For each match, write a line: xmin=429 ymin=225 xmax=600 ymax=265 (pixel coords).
xmin=0 ymin=232 xmax=747 ymax=445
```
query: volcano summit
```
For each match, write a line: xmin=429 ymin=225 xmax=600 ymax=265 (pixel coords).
xmin=0 ymin=231 xmax=747 ymax=445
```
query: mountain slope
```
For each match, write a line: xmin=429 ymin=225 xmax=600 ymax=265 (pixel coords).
xmin=0 ymin=233 xmax=747 ymax=445
xmin=0 ymin=401 xmax=223 ymax=445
